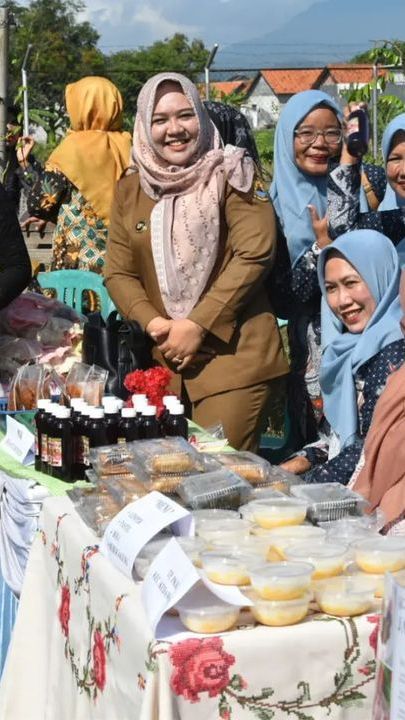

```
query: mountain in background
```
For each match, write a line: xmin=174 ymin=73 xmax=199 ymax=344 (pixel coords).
xmin=213 ymin=0 xmax=405 ymax=72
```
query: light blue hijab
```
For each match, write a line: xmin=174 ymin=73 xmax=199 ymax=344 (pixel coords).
xmin=318 ymin=229 xmax=403 ymax=449
xmin=379 ymin=113 xmax=405 ymax=210
xmin=270 ymin=90 xmax=343 ymax=268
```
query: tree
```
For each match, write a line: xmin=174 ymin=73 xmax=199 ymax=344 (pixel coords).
xmin=7 ymin=0 xmax=107 ymax=133
xmin=346 ymin=41 xmax=405 ymax=162
xmin=106 ymin=34 xmax=209 ymax=123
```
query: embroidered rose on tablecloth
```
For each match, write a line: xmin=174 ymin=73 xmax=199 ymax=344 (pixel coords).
xmin=58 ymin=583 xmax=70 ymax=638
xmin=367 ymin=614 xmax=381 ymax=656
xmin=93 ymin=629 xmax=107 ymax=691
xmin=169 ymin=637 xmax=235 ymax=703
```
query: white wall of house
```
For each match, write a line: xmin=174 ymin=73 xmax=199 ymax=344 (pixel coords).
xmin=241 ymin=76 xmax=280 ymax=128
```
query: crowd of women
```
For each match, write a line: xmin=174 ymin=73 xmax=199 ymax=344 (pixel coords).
xmin=4 ymin=72 xmax=405 ymax=537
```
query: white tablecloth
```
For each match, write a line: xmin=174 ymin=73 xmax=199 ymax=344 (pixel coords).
xmin=0 ymin=496 xmax=379 ymax=720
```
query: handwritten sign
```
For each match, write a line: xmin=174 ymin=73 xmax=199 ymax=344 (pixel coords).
xmin=99 ymin=491 xmax=193 ymax=578
xmin=0 ymin=415 xmax=35 ymax=465
xmin=142 ymin=538 xmax=200 ymax=633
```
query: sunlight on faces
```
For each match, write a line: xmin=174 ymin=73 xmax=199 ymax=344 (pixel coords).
xmin=294 ymin=106 xmax=341 ymax=176
xmin=386 ymin=130 xmax=405 ymax=200
xmin=150 ymin=81 xmax=199 ymax=166
xmin=324 ymin=253 xmax=377 ymax=333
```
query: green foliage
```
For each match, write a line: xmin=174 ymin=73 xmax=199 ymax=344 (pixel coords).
xmin=345 ymin=41 xmax=405 ymax=162
xmin=253 ymin=129 xmax=274 ymax=179
xmin=106 ymin=34 xmax=209 ymax=121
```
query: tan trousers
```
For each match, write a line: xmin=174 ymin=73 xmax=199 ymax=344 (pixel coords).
xmin=186 ymin=377 xmax=286 ymax=452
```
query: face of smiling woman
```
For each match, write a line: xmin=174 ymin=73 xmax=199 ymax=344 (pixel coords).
xmin=324 ymin=254 xmax=377 ymax=333
xmin=150 ymin=81 xmax=199 ymax=166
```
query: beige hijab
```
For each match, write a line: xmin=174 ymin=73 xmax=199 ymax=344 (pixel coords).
xmin=133 ymin=72 xmax=254 ymax=319
xmin=46 ymin=76 xmax=132 ymax=225
xmin=352 ymin=269 xmax=405 ymax=527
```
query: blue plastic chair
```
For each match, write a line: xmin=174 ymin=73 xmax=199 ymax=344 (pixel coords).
xmin=37 ymin=270 xmax=115 ymax=320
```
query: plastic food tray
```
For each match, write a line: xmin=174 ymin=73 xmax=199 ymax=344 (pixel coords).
xmin=290 ymin=483 xmax=368 ymax=523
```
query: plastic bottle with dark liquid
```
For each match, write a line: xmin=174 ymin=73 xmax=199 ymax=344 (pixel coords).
xmin=346 ymin=107 xmax=369 ymax=158
xmin=50 ymin=406 xmax=74 ymax=481
xmin=34 ymin=399 xmax=52 ymax=472
xmin=117 ymin=407 xmax=139 ymax=443
xmin=103 ymin=404 xmax=120 ymax=445
xmin=140 ymin=406 xmax=160 ymax=439
xmin=79 ymin=405 xmax=94 ymax=474
xmin=165 ymin=404 xmax=188 ymax=439
xmin=159 ymin=395 xmax=179 ymax=436
xmin=45 ymin=403 xmax=60 ymax=475
xmin=70 ymin=398 xmax=86 ymax=480
xmin=87 ymin=407 xmax=109 ymax=449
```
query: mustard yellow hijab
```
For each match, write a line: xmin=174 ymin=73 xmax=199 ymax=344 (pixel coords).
xmin=46 ymin=76 xmax=131 ymax=225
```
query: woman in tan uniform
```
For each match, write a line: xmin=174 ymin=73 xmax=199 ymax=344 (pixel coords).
xmin=104 ymin=72 xmax=288 ymax=451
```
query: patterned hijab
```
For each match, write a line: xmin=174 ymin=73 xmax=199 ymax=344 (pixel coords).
xmin=46 ymin=76 xmax=132 ymax=225
xmin=204 ymin=101 xmax=261 ymax=167
xmin=270 ymin=90 xmax=342 ymax=268
xmin=318 ymin=229 xmax=403 ymax=449
xmin=133 ymin=72 xmax=254 ymax=319
xmin=379 ymin=113 xmax=405 ymax=210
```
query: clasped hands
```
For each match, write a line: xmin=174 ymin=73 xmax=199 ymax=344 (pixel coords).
xmin=146 ymin=317 xmax=215 ymax=370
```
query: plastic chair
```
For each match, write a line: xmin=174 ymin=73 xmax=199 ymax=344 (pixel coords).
xmin=37 ymin=269 xmax=115 ymax=320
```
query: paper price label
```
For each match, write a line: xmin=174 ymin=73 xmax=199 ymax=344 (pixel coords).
xmin=100 ymin=491 xmax=193 ymax=578
xmin=0 ymin=415 xmax=35 ymax=465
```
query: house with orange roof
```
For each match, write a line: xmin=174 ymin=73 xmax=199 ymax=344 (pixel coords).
xmin=209 ymin=79 xmax=252 ymax=99
xmin=318 ymin=64 xmax=388 ymax=97
xmin=241 ymin=67 xmax=324 ymax=128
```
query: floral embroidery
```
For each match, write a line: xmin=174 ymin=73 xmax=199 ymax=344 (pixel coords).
xmin=169 ymin=637 xmax=236 ymax=703
xmin=367 ymin=614 xmax=381 ymax=656
xmin=58 ymin=583 xmax=70 ymax=638
xmin=144 ymin=614 xmax=377 ymax=718
xmin=49 ymin=513 xmax=127 ymax=701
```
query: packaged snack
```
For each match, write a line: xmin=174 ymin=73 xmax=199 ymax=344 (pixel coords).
xmin=8 ymin=363 xmax=48 ymax=410
xmin=67 ymin=487 xmax=121 ymax=535
xmin=213 ymin=451 xmax=272 ymax=485
xmin=130 ymin=437 xmax=209 ymax=475
xmin=89 ymin=444 xmax=136 ymax=476
xmin=290 ymin=483 xmax=368 ymax=523
xmin=65 ymin=362 xmax=92 ymax=399
xmin=177 ymin=469 xmax=251 ymax=510
xmin=84 ymin=365 xmax=108 ymax=406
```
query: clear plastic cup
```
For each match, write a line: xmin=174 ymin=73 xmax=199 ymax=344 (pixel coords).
xmin=314 ymin=575 xmax=376 ymax=617
xmin=249 ymin=562 xmax=314 ymax=600
xmin=247 ymin=498 xmax=307 ymax=529
xmin=285 ymin=542 xmax=348 ymax=580
xmin=200 ymin=550 xmax=258 ymax=585
xmin=176 ymin=585 xmax=241 ymax=633
xmin=245 ymin=589 xmax=311 ymax=626
xmin=353 ymin=536 xmax=405 ymax=574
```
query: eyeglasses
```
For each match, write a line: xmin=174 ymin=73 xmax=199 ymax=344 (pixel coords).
xmin=294 ymin=128 xmax=343 ymax=145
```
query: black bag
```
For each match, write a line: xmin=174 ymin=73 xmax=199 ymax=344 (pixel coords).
xmin=82 ymin=311 xmax=153 ymax=399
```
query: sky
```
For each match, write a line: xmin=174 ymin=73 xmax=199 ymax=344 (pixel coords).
xmin=76 ymin=0 xmax=324 ymax=54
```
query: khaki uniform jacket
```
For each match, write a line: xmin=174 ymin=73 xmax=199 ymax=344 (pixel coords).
xmin=104 ymin=172 xmax=289 ymax=402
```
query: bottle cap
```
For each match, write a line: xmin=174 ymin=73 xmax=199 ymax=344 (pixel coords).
xmin=142 ymin=406 xmax=157 ymax=417
xmin=37 ymin=398 xmax=52 ymax=410
xmin=163 ymin=395 xmax=180 ymax=408
xmin=115 ymin=399 xmax=124 ymax=410
xmin=57 ymin=406 xmax=72 ymax=419
xmin=90 ymin=407 xmax=105 ymax=419
xmin=121 ymin=407 xmax=136 ymax=418
xmin=49 ymin=403 xmax=61 ymax=415
xmin=132 ymin=393 xmax=147 ymax=402
xmin=104 ymin=404 xmax=119 ymax=415
xmin=81 ymin=405 xmax=93 ymax=417
xmin=133 ymin=397 xmax=148 ymax=412
xmin=169 ymin=404 xmax=185 ymax=415
xmin=70 ymin=398 xmax=86 ymax=410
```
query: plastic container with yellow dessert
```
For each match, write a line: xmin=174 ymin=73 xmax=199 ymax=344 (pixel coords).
xmin=211 ymin=535 xmax=270 ymax=559
xmin=249 ymin=562 xmax=314 ymax=600
xmin=244 ymin=589 xmax=311 ymax=626
xmin=200 ymin=550 xmax=258 ymax=585
xmin=352 ymin=536 xmax=405 ymax=574
xmin=246 ymin=498 xmax=308 ymax=530
xmin=197 ymin=518 xmax=251 ymax=545
xmin=314 ymin=575 xmax=376 ymax=617
xmin=176 ymin=585 xmax=241 ymax=633
xmin=257 ymin=525 xmax=326 ymax=561
xmin=193 ymin=509 xmax=239 ymax=533
xmin=285 ymin=541 xmax=348 ymax=580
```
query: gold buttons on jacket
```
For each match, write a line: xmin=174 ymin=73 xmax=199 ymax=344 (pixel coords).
xmin=135 ymin=220 xmax=148 ymax=232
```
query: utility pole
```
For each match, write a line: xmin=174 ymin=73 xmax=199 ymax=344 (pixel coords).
xmin=205 ymin=43 xmax=219 ymax=101
xmin=0 ymin=4 xmax=9 ymax=169
xmin=22 ymin=44 xmax=33 ymax=137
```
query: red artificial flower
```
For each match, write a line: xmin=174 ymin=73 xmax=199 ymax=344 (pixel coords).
xmin=58 ymin=583 xmax=70 ymax=638
xmin=367 ymin=614 xmax=381 ymax=656
xmin=169 ymin=637 xmax=235 ymax=703
xmin=93 ymin=629 xmax=107 ymax=691
xmin=124 ymin=367 xmax=173 ymax=415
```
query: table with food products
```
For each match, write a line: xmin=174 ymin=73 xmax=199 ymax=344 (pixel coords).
xmin=1 ymin=424 xmax=403 ymax=720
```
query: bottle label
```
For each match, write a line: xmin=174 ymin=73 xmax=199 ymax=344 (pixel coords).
xmin=35 ymin=431 xmax=39 ymax=456
xmin=82 ymin=437 xmax=90 ymax=467
xmin=117 ymin=437 xmax=126 ymax=444
xmin=52 ymin=438 xmax=62 ymax=467
xmin=41 ymin=434 xmax=48 ymax=463
xmin=48 ymin=437 xmax=56 ymax=466
xmin=75 ymin=436 xmax=85 ymax=465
